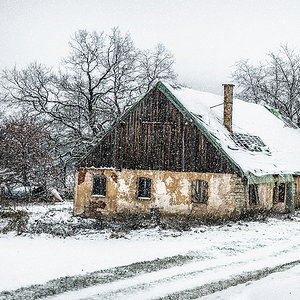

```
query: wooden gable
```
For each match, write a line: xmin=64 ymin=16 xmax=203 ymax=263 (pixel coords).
xmin=79 ymin=87 xmax=236 ymax=174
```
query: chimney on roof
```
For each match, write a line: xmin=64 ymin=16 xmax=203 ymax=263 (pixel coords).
xmin=222 ymin=84 xmax=234 ymax=133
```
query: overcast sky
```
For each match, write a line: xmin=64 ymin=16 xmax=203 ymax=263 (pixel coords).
xmin=1 ymin=0 xmax=299 ymax=94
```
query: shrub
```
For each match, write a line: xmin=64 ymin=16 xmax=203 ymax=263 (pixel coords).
xmin=0 ymin=208 xmax=29 ymax=234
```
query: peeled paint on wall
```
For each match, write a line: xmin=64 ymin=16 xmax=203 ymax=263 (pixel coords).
xmin=74 ymin=168 xmax=298 ymax=219
xmin=74 ymin=168 xmax=250 ymax=218
xmin=179 ymin=178 xmax=190 ymax=199
xmin=115 ymin=176 xmax=134 ymax=210
xmin=77 ymin=169 xmax=87 ymax=185
xmin=209 ymin=175 xmax=231 ymax=208
xmin=153 ymin=179 xmax=172 ymax=210
xmin=118 ymin=178 xmax=131 ymax=194
xmin=165 ymin=176 xmax=173 ymax=185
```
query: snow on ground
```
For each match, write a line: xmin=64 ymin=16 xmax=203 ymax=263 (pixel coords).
xmin=202 ymin=264 xmax=300 ymax=300
xmin=0 ymin=228 xmax=206 ymax=291
xmin=0 ymin=202 xmax=300 ymax=299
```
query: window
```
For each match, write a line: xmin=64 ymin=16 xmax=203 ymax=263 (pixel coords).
xmin=273 ymin=182 xmax=286 ymax=203
xmin=92 ymin=176 xmax=106 ymax=197
xmin=231 ymin=133 xmax=266 ymax=152
xmin=191 ymin=180 xmax=208 ymax=204
xmin=292 ymin=183 xmax=297 ymax=197
xmin=137 ymin=177 xmax=151 ymax=199
xmin=272 ymin=182 xmax=278 ymax=203
xmin=278 ymin=183 xmax=286 ymax=203
xmin=249 ymin=184 xmax=259 ymax=205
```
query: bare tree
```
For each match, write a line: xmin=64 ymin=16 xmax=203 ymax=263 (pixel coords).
xmin=138 ymin=44 xmax=177 ymax=94
xmin=60 ymin=29 xmax=177 ymax=129
xmin=0 ymin=28 xmax=178 ymax=184
xmin=0 ymin=115 xmax=57 ymax=196
xmin=60 ymin=28 xmax=139 ymax=132
xmin=233 ymin=45 xmax=300 ymax=127
xmin=0 ymin=63 xmax=85 ymax=185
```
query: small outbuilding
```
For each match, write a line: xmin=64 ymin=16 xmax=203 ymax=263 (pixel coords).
xmin=74 ymin=81 xmax=300 ymax=219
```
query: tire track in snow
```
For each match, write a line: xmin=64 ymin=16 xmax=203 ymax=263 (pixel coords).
xmin=1 ymin=240 xmax=300 ymax=300
xmin=50 ymin=241 xmax=300 ymax=300
xmin=74 ymin=255 xmax=300 ymax=300
xmin=0 ymin=253 xmax=204 ymax=300
xmin=160 ymin=260 xmax=300 ymax=300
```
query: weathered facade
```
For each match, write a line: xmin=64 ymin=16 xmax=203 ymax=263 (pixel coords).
xmin=80 ymin=87 xmax=235 ymax=174
xmin=74 ymin=82 xmax=300 ymax=219
xmin=75 ymin=168 xmax=299 ymax=218
xmin=75 ymin=169 xmax=245 ymax=218
xmin=294 ymin=176 xmax=300 ymax=209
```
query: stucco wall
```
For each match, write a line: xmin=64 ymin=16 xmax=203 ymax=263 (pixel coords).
xmin=74 ymin=169 xmax=300 ymax=219
xmin=74 ymin=168 xmax=250 ymax=218
xmin=256 ymin=183 xmax=274 ymax=210
xmin=258 ymin=177 xmax=300 ymax=213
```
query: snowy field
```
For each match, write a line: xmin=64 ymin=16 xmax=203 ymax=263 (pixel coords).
xmin=0 ymin=202 xmax=300 ymax=299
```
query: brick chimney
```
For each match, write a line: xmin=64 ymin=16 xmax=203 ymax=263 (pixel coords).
xmin=222 ymin=84 xmax=234 ymax=133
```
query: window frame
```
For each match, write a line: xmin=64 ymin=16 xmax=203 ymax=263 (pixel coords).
xmin=278 ymin=183 xmax=286 ymax=203
xmin=137 ymin=177 xmax=151 ymax=200
xmin=272 ymin=182 xmax=278 ymax=204
xmin=191 ymin=179 xmax=208 ymax=204
xmin=92 ymin=175 xmax=107 ymax=197
xmin=249 ymin=184 xmax=259 ymax=205
xmin=273 ymin=182 xmax=286 ymax=204
xmin=292 ymin=183 xmax=297 ymax=197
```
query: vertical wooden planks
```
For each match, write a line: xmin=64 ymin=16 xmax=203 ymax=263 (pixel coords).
xmin=80 ymin=87 xmax=235 ymax=174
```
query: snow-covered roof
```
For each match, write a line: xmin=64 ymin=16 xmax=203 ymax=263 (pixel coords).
xmin=160 ymin=82 xmax=300 ymax=178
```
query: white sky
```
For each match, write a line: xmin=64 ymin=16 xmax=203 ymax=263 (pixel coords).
xmin=0 ymin=0 xmax=299 ymax=94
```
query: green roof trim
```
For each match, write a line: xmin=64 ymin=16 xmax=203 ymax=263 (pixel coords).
xmin=245 ymin=172 xmax=294 ymax=186
xmin=278 ymin=174 xmax=294 ymax=183
xmin=264 ymin=105 xmax=281 ymax=120
xmin=245 ymin=173 xmax=275 ymax=185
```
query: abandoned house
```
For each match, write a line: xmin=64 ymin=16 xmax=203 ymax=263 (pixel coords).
xmin=74 ymin=81 xmax=300 ymax=219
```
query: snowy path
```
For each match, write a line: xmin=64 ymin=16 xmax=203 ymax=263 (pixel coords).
xmin=1 ymin=240 xmax=300 ymax=299
xmin=46 ymin=240 xmax=300 ymax=300
xmin=201 ymin=264 xmax=300 ymax=300
xmin=1 ymin=205 xmax=300 ymax=299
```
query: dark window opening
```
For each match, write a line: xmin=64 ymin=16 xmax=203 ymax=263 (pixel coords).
xmin=278 ymin=183 xmax=286 ymax=202
xmin=191 ymin=180 xmax=208 ymax=204
xmin=273 ymin=182 xmax=278 ymax=203
xmin=249 ymin=184 xmax=259 ymax=205
xmin=92 ymin=176 xmax=106 ymax=196
xmin=273 ymin=182 xmax=286 ymax=203
xmin=137 ymin=177 xmax=151 ymax=199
